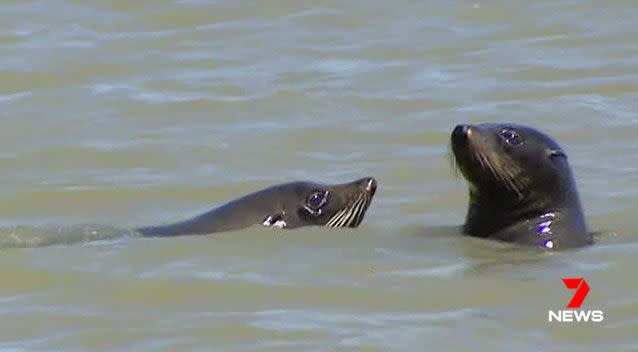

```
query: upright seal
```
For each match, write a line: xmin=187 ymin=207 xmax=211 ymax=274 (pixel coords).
xmin=137 ymin=177 xmax=377 ymax=237
xmin=450 ymin=123 xmax=592 ymax=249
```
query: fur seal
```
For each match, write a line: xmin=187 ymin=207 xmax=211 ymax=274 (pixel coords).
xmin=137 ymin=177 xmax=377 ymax=237
xmin=450 ymin=123 xmax=592 ymax=249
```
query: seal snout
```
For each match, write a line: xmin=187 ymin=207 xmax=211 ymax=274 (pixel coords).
xmin=452 ymin=124 xmax=472 ymax=143
xmin=450 ymin=124 xmax=475 ymax=162
xmin=363 ymin=177 xmax=377 ymax=194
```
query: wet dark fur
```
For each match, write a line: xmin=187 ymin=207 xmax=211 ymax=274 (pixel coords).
xmin=450 ymin=123 xmax=592 ymax=249
xmin=137 ymin=177 xmax=377 ymax=237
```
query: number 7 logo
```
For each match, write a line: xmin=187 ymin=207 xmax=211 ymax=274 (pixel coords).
xmin=562 ymin=278 xmax=590 ymax=308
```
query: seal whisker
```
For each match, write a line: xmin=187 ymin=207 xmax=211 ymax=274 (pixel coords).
xmin=329 ymin=201 xmax=355 ymax=228
xmin=464 ymin=134 xmax=520 ymax=197
xmin=337 ymin=195 xmax=363 ymax=228
xmin=356 ymin=194 xmax=372 ymax=225
xmin=351 ymin=195 xmax=370 ymax=227
xmin=347 ymin=197 xmax=365 ymax=227
xmin=489 ymin=152 xmax=524 ymax=198
xmin=326 ymin=208 xmax=347 ymax=228
xmin=326 ymin=210 xmax=345 ymax=227
xmin=486 ymin=150 xmax=517 ymax=189
xmin=337 ymin=206 xmax=355 ymax=227
xmin=481 ymin=152 xmax=508 ymax=189
xmin=447 ymin=145 xmax=461 ymax=177
xmin=478 ymin=148 xmax=523 ymax=198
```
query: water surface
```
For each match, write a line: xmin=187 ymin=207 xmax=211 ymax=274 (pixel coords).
xmin=1 ymin=0 xmax=637 ymax=351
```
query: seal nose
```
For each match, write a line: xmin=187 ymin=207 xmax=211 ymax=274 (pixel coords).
xmin=451 ymin=124 xmax=473 ymax=145
xmin=363 ymin=177 xmax=377 ymax=194
xmin=452 ymin=124 xmax=471 ymax=139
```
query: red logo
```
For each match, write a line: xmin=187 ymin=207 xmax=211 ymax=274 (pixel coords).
xmin=562 ymin=278 xmax=590 ymax=308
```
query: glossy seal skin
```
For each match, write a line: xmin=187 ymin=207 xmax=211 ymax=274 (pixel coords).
xmin=450 ymin=123 xmax=592 ymax=249
xmin=137 ymin=177 xmax=377 ymax=237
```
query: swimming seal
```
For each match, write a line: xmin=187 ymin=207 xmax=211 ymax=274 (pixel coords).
xmin=450 ymin=123 xmax=592 ymax=249
xmin=137 ymin=177 xmax=377 ymax=237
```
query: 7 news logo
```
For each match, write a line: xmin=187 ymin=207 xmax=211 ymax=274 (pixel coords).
xmin=548 ymin=278 xmax=604 ymax=323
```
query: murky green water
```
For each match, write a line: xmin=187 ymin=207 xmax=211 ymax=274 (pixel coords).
xmin=1 ymin=0 xmax=637 ymax=351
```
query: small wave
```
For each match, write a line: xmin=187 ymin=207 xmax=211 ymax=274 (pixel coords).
xmin=384 ymin=262 xmax=470 ymax=278
xmin=312 ymin=59 xmax=369 ymax=75
xmin=0 ymin=224 xmax=134 ymax=249
xmin=139 ymin=263 xmax=286 ymax=286
xmin=87 ymin=83 xmax=261 ymax=104
xmin=250 ymin=308 xmax=477 ymax=334
xmin=0 ymin=91 xmax=32 ymax=104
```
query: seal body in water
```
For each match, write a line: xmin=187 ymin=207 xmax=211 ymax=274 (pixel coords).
xmin=450 ymin=123 xmax=592 ymax=249
xmin=137 ymin=177 xmax=377 ymax=237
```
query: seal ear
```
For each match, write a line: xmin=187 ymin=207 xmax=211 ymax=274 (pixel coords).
xmin=548 ymin=149 xmax=567 ymax=159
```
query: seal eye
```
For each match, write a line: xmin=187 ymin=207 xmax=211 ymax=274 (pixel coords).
xmin=499 ymin=128 xmax=523 ymax=146
xmin=306 ymin=191 xmax=328 ymax=209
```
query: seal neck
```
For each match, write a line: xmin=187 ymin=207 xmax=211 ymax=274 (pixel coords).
xmin=464 ymin=181 xmax=584 ymax=236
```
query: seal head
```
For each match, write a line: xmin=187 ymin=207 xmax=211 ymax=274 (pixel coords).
xmin=138 ymin=177 xmax=377 ymax=237
xmin=450 ymin=123 xmax=591 ymax=249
